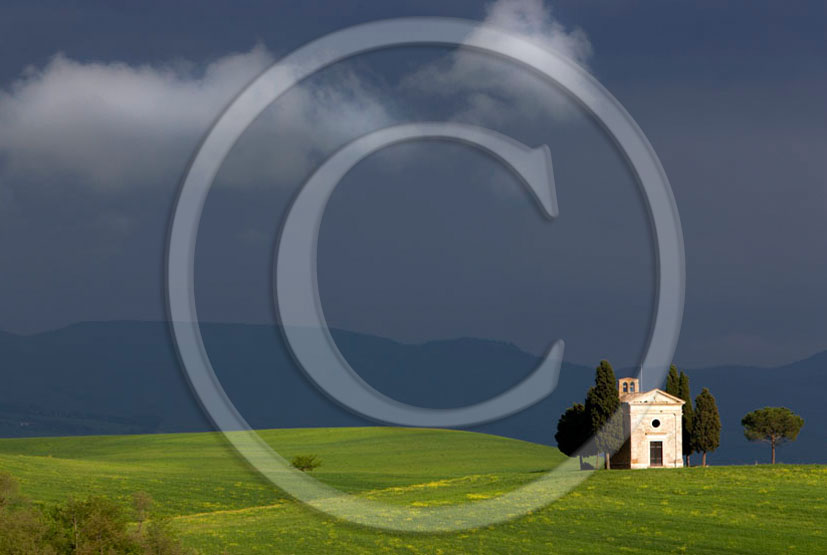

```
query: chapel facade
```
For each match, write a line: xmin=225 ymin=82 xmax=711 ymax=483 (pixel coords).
xmin=610 ymin=378 xmax=685 ymax=469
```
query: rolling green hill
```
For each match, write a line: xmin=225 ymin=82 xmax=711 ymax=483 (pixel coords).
xmin=1 ymin=428 xmax=824 ymax=553
xmin=4 ymin=322 xmax=825 ymax=465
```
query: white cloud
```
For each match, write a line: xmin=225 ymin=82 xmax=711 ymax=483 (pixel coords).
xmin=402 ymin=0 xmax=592 ymax=125
xmin=0 ymin=45 xmax=394 ymax=194
xmin=0 ymin=0 xmax=590 ymax=199
xmin=216 ymin=67 xmax=396 ymax=189
xmin=0 ymin=46 xmax=270 ymax=190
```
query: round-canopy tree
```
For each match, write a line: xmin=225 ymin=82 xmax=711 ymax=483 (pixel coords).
xmin=555 ymin=403 xmax=593 ymax=467
xmin=741 ymin=407 xmax=804 ymax=464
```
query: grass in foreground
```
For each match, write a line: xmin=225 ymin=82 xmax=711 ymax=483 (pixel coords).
xmin=0 ymin=428 xmax=824 ymax=553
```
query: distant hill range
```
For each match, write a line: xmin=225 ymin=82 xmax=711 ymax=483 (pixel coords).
xmin=1 ymin=322 xmax=824 ymax=464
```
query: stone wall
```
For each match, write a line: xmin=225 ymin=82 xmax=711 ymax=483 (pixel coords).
xmin=611 ymin=401 xmax=683 ymax=469
xmin=628 ymin=403 xmax=683 ymax=469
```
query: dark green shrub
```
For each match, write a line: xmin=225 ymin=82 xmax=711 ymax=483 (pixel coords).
xmin=291 ymin=454 xmax=322 ymax=472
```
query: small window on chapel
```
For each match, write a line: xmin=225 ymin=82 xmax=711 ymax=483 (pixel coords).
xmin=623 ymin=383 xmax=628 ymax=393
xmin=630 ymin=382 xmax=636 ymax=393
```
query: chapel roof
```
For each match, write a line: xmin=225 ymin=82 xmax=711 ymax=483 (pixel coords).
xmin=620 ymin=388 xmax=685 ymax=405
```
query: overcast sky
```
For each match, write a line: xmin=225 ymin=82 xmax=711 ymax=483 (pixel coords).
xmin=0 ymin=0 xmax=824 ymax=368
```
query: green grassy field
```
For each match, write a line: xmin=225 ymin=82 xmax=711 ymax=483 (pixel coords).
xmin=1 ymin=428 xmax=824 ymax=553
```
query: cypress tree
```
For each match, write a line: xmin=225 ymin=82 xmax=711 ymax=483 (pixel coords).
xmin=585 ymin=360 xmax=623 ymax=469
xmin=678 ymin=371 xmax=695 ymax=465
xmin=692 ymin=388 xmax=720 ymax=466
xmin=665 ymin=364 xmax=680 ymax=397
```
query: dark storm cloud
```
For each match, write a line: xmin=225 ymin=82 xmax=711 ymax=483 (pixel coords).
xmin=0 ymin=0 xmax=824 ymax=368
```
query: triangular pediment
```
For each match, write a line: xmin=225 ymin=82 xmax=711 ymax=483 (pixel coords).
xmin=621 ymin=388 xmax=685 ymax=405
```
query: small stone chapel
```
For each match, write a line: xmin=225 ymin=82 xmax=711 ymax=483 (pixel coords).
xmin=610 ymin=377 xmax=685 ymax=469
